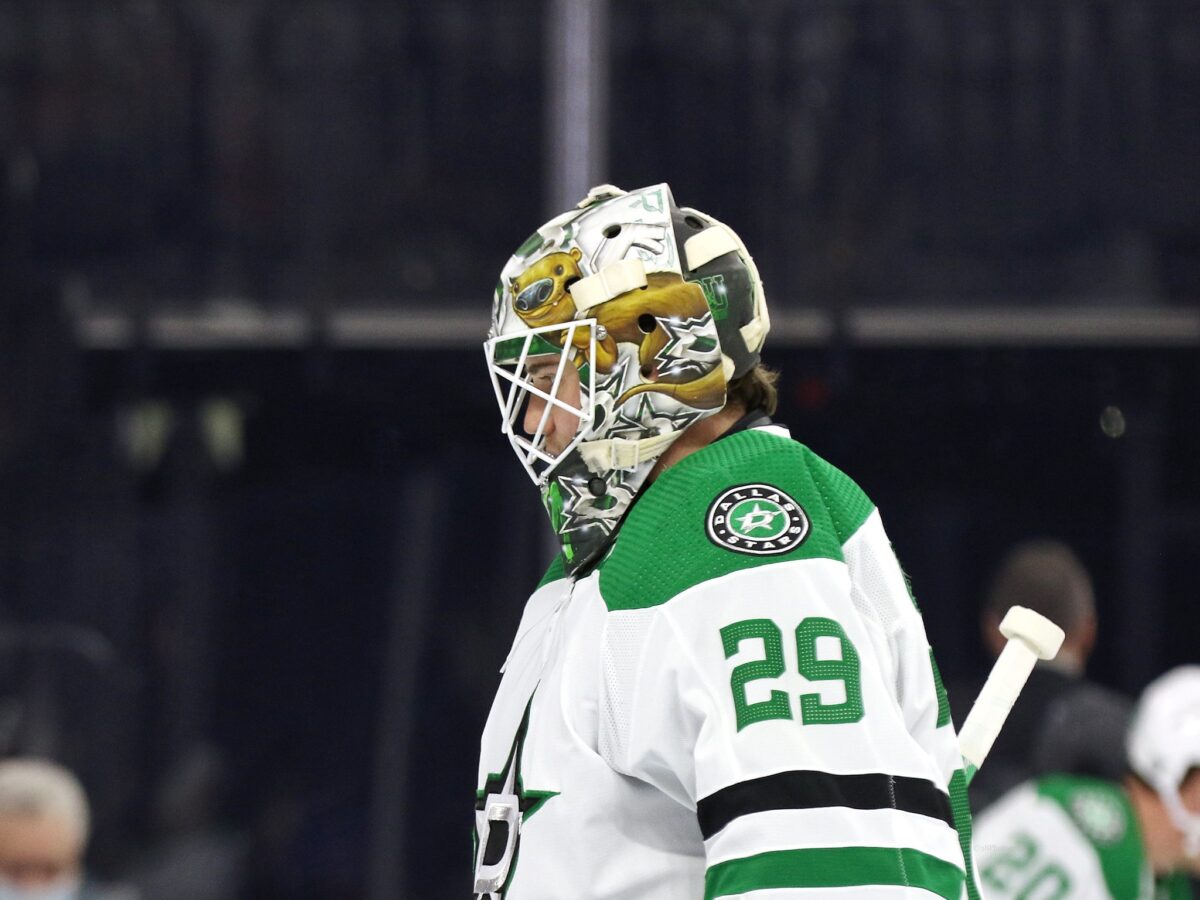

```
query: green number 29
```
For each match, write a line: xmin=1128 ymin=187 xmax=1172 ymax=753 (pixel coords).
xmin=720 ymin=617 xmax=864 ymax=731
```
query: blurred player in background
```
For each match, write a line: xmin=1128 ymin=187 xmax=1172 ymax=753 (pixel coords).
xmin=0 ymin=758 xmax=130 ymax=900
xmin=974 ymin=665 xmax=1200 ymax=899
xmin=950 ymin=539 xmax=1133 ymax=812
xmin=474 ymin=183 xmax=980 ymax=898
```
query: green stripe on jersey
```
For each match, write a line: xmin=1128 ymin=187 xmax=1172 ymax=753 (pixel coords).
xmin=536 ymin=555 xmax=566 ymax=589
xmin=1035 ymin=775 xmax=1145 ymax=900
xmin=1158 ymin=872 xmax=1193 ymax=899
xmin=598 ymin=430 xmax=875 ymax=611
xmin=930 ymin=649 xmax=952 ymax=728
xmin=704 ymin=846 xmax=965 ymax=900
xmin=949 ymin=768 xmax=982 ymax=900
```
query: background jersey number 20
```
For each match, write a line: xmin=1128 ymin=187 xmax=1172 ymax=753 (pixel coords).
xmin=720 ymin=617 xmax=864 ymax=731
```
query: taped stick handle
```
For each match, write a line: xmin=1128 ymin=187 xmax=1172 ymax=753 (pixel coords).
xmin=958 ymin=606 xmax=1065 ymax=782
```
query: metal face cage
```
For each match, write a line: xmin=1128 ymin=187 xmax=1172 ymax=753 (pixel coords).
xmin=485 ymin=320 xmax=597 ymax=484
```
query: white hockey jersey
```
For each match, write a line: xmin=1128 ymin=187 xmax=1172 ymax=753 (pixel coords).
xmin=974 ymin=775 xmax=1192 ymax=899
xmin=474 ymin=425 xmax=979 ymax=899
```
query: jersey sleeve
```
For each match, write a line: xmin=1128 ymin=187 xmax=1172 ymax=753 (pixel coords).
xmin=597 ymin=513 xmax=974 ymax=899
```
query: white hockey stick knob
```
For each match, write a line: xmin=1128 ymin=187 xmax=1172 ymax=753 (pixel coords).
xmin=958 ymin=606 xmax=1065 ymax=778
xmin=998 ymin=606 xmax=1065 ymax=660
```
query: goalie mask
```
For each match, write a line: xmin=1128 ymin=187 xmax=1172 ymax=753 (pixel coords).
xmin=485 ymin=183 xmax=769 ymax=575
xmin=1126 ymin=665 xmax=1200 ymax=858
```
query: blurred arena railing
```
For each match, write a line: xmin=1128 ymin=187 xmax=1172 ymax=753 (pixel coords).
xmin=71 ymin=304 xmax=1200 ymax=349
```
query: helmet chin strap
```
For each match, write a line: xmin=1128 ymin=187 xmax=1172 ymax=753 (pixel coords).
xmin=577 ymin=430 xmax=683 ymax=474
xmin=1188 ymin=829 xmax=1200 ymax=861
xmin=1161 ymin=786 xmax=1200 ymax=859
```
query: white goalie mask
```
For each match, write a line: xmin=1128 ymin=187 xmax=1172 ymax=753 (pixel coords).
xmin=485 ymin=183 xmax=768 ymax=575
xmin=1126 ymin=665 xmax=1200 ymax=858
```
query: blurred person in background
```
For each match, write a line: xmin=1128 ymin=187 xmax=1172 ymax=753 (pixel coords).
xmin=0 ymin=758 xmax=133 ymax=900
xmin=950 ymin=539 xmax=1133 ymax=813
xmin=974 ymin=665 xmax=1200 ymax=898
xmin=475 ymin=183 xmax=978 ymax=898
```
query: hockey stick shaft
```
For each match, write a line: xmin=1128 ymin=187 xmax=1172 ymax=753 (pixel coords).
xmin=957 ymin=606 xmax=1064 ymax=784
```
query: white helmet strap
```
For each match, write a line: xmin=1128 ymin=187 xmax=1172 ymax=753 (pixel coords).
xmin=570 ymin=258 xmax=648 ymax=312
xmin=1160 ymin=782 xmax=1200 ymax=859
xmin=578 ymin=430 xmax=682 ymax=474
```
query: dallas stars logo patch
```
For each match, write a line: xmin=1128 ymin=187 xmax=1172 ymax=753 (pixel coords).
xmin=706 ymin=483 xmax=810 ymax=556
xmin=1069 ymin=788 xmax=1127 ymax=846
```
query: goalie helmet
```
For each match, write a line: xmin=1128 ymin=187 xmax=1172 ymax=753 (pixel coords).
xmin=485 ymin=183 xmax=769 ymax=575
xmin=1126 ymin=665 xmax=1200 ymax=858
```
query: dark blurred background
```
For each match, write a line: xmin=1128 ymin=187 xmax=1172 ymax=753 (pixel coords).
xmin=0 ymin=1 xmax=1197 ymax=897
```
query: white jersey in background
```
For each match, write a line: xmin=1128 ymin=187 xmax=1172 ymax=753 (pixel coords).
xmin=974 ymin=774 xmax=1192 ymax=899
xmin=474 ymin=425 xmax=980 ymax=899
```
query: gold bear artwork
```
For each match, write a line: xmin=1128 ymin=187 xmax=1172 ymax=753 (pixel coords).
xmin=509 ymin=253 xmax=726 ymax=410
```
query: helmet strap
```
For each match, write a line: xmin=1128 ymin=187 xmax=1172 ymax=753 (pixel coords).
xmin=578 ymin=431 xmax=683 ymax=473
xmin=1160 ymin=783 xmax=1200 ymax=860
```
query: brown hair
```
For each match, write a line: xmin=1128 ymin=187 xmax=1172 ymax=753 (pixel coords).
xmin=727 ymin=363 xmax=779 ymax=416
xmin=984 ymin=539 xmax=1095 ymax=635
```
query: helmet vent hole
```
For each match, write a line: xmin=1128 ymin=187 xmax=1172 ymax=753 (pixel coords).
xmin=684 ymin=214 xmax=704 ymax=229
xmin=637 ymin=314 xmax=657 ymax=334
xmin=602 ymin=224 xmax=622 ymax=239
xmin=640 ymin=364 xmax=658 ymax=381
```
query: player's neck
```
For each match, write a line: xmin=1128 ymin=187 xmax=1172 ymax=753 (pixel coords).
xmin=1126 ymin=776 xmax=1182 ymax=874
xmin=649 ymin=402 xmax=748 ymax=482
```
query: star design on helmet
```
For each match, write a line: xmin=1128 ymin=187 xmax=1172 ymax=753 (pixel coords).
xmin=640 ymin=394 xmax=705 ymax=434
xmin=622 ymin=223 xmax=670 ymax=262
xmin=555 ymin=471 xmax=635 ymax=535
xmin=559 ymin=220 xmax=578 ymax=247
xmin=606 ymin=395 xmax=657 ymax=440
xmin=605 ymin=394 xmax=704 ymax=441
xmin=590 ymin=222 xmax=672 ymax=270
xmin=653 ymin=314 xmax=721 ymax=380
xmin=595 ymin=354 xmax=635 ymax=399
xmin=626 ymin=186 xmax=666 ymax=215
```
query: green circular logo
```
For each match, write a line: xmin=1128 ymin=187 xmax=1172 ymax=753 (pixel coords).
xmin=706 ymin=484 xmax=809 ymax=556
xmin=1070 ymin=789 xmax=1127 ymax=846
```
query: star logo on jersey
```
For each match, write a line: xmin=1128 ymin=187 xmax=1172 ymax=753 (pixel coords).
xmin=473 ymin=696 xmax=558 ymax=899
xmin=706 ymin=483 xmax=810 ymax=556
xmin=735 ymin=503 xmax=781 ymax=534
xmin=1069 ymin=788 xmax=1127 ymax=846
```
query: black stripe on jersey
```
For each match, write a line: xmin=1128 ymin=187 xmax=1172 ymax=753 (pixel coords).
xmin=696 ymin=770 xmax=954 ymax=840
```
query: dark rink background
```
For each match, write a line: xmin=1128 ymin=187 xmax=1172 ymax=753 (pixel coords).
xmin=1 ymin=2 xmax=1197 ymax=896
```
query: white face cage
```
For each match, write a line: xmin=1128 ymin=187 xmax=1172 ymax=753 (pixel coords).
xmin=485 ymin=320 xmax=597 ymax=484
